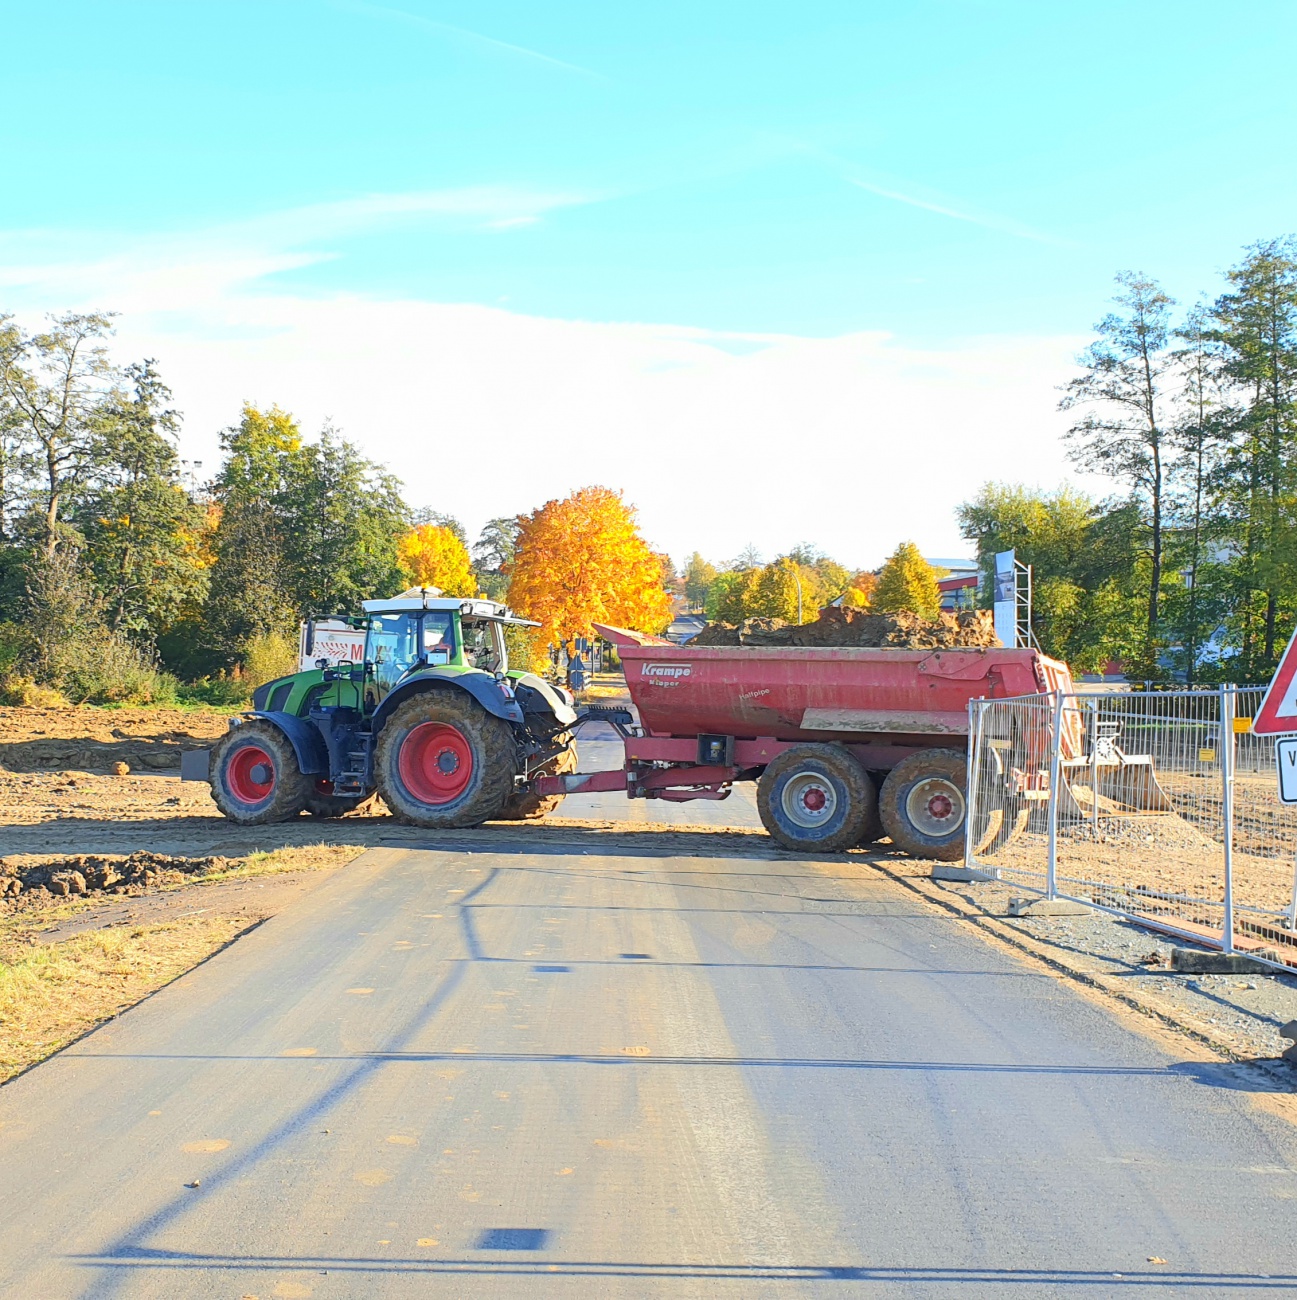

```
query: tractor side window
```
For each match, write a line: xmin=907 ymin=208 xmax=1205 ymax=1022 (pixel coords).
xmin=462 ymin=618 xmax=502 ymax=673
xmin=367 ymin=614 xmax=419 ymax=697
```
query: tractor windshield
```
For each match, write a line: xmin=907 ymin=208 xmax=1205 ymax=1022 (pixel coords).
xmin=366 ymin=612 xmax=456 ymax=696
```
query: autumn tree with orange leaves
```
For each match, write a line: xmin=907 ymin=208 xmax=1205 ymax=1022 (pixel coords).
xmin=507 ymin=487 xmax=672 ymax=648
xmin=397 ymin=523 xmax=475 ymax=596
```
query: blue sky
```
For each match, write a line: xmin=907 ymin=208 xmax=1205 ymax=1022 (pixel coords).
xmin=3 ymin=1 xmax=1294 ymax=563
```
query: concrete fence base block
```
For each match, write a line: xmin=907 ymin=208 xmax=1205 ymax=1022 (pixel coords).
xmin=1007 ymin=897 xmax=1092 ymax=918
xmin=930 ymin=865 xmax=998 ymax=883
xmin=1171 ymin=947 xmax=1276 ymax=975
xmin=1281 ymin=1022 xmax=1297 ymax=1063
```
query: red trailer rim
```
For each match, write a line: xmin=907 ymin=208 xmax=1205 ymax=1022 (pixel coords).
xmin=399 ymin=722 xmax=474 ymax=804
xmin=227 ymin=745 xmax=275 ymax=804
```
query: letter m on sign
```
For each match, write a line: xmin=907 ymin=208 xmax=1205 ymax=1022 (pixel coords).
xmin=1255 ymin=624 xmax=1297 ymax=735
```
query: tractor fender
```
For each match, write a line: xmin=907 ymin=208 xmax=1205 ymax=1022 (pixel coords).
xmin=244 ymin=710 xmax=330 ymax=776
xmin=372 ymin=671 xmax=525 ymax=736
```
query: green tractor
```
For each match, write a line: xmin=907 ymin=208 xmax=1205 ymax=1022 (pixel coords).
xmin=201 ymin=591 xmax=611 ymax=827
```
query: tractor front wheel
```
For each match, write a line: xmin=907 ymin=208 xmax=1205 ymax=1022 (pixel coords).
xmin=375 ymin=691 xmax=515 ymax=828
xmin=210 ymin=721 xmax=310 ymax=824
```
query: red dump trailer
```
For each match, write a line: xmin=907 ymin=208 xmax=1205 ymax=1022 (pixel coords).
xmin=536 ymin=624 xmax=1075 ymax=859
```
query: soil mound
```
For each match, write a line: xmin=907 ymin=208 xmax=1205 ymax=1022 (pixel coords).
xmin=690 ymin=607 xmax=1000 ymax=650
xmin=0 ymin=851 xmax=236 ymax=902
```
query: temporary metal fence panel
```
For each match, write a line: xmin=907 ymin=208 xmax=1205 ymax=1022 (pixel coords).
xmin=966 ymin=686 xmax=1297 ymax=973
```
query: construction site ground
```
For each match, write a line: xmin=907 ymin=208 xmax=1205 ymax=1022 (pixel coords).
xmin=2 ymin=698 xmax=1295 ymax=1082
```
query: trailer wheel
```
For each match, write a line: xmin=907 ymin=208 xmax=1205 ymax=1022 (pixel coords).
xmin=375 ymin=691 xmax=515 ymax=828
xmin=304 ymin=781 xmax=379 ymax=819
xmin=497 ymin=739 xmax=576 ymax=821
xmin=879 ymin=748 xmax=968 ymax=861
xmin=210 ymin=721 xmax=310 ymax=825
xmin=757 ymin=745 xmax=876 ymax=853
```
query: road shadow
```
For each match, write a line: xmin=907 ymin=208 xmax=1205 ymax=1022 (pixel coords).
xmin=1169 ymin=1058 xmax=1297 ymax=1092
xmin=6 ymin=812 xmax=905 ymax=865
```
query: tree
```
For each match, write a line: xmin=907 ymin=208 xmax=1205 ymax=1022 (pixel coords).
xmin=411 ymin=507 xmax=467 ymax=546
xmin=279 ymin=425 xmax=409 ymax=616
xmin=474 ymin=516 xmax=520 ymax=572
xmin=749 ymin=558 xmax=805 ymax=622
xmin=842 ymin=571 xmax=878 ymax=608
xmin=398 ymin=523 xmax=475 ymax=596
xmin=1060 ymin=272 xmax=1175 ymax=656
xmin=507 ymin=486 xmax=672 ymax=646
xmin=76 ymin=361 xmax=209 ymax=639
xmin=872 ymin=542 xmax=941 ymax=617
xmin=205 ymin=404 xmax=300 ymax=656
xmin=731 ymin=543 xmax=762 ymax=569
xmin=704 ymin=568 xmax=756 ymax=623
xmin=0 ymin=312 xmax=118 ymax=555
xmin=1209 ymin=236 xmax=1297 ymax=676
xmin=683 ymin=552 xmax=717 ymax=609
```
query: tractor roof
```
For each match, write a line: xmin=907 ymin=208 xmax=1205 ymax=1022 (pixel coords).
xmin=360 ymin=590 xmax=537 ymax=626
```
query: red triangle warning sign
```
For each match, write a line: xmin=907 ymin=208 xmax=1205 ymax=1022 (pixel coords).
xmin=1254 ymin=624 xmax=1297 ymax=735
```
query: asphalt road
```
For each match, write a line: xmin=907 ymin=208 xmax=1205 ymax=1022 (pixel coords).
xmin=3 ymin=735 xmax=1297 ymax=1297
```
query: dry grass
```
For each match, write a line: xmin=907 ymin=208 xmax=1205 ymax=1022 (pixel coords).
xmin=0 ymin=915 xmax=246 ymax=1082
xmin=190 ymin=843 xmax=361 ymax=886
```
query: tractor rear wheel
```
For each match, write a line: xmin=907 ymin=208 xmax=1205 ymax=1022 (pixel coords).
xmin=210 ymin=721 xmax=310 ymax=824
xmin=375 ymin=691 xmax=515 ymax=828
xmin=879 ymin=748 xmax=968 ymax=861
xmin=497 ymin=738 xmax=577 ymax=820
xmin=757 ymin=744 xmax=876 ymax=853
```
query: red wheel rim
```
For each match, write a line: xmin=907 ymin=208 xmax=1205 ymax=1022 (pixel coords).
xmin=398 ymin=722 xmax=475 ymax=805
xmin=227 ymin=744 xmax=275 ymax=804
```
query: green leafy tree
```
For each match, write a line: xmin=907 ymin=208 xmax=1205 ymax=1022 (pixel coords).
xmin=1208 ymin=236 xmax=1297 ymax=678
xmin=872 ymin=542 xmax=941 ymax=617
xmin=682 ymin=552 xmax=717 ymax=610
xmin=705 ymin=568 xmax=757 ymax=623
xmin=473 ymin=515 xmax=520 ymax=600
xmin=1060 ymin=273 xmax=1175 ymax=658
xmin=76 ymin=361 xmax=208 ymax=639
xmin=0 ymin=312 xmax=118 ymax=555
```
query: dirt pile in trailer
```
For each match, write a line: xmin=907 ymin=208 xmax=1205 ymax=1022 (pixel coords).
xmin=690 ymin=607 xmax=1000 ymax=649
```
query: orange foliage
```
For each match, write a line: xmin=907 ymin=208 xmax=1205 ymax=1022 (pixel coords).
xmin=507 ymin=486 xmax=672 ymax=646
xmin=397 ymin=524 xmax=475 ymax=596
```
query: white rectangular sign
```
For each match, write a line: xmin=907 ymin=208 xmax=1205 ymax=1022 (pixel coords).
xmin=1278 ymin=737 xmax=1297 ymax=805
xmin=993 ymin=549 xmax=1017 ymax=648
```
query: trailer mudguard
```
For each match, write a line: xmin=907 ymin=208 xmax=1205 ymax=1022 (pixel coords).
xmin=245 ymin=710 xmax=330 ymax=775
xmin=371 ymin=670 xmax=525 ymax=734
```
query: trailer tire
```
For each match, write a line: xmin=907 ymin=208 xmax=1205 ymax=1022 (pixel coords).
xmin=879 ymin=748 xmax=968 ymax=861
xmin=210 ymin=721 xmax=310 ymax=825
xmin=497 ymin=738 xmax=577 ymax=820
xmin=375 ymin=690 xmax=515 ymax=828
xmin=757 ymin=745 xmax=876 ymax=853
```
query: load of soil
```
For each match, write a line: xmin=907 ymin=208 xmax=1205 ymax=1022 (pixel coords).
xmin=690 ymin=606 xmax=1000 ymax=649
xmin=0 ymin=851 xmax=237 ymax=905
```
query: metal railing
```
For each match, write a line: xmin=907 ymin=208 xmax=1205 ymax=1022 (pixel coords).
xmin=965 ymin=686 xmax=1297 ymax=972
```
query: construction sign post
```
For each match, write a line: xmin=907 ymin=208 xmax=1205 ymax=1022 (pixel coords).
xmin=1253 ymin=624 xmax=1297 ymax=736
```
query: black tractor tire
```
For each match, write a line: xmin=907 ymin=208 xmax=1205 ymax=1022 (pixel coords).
xmin=210 ymin=720 xmax=310 ymax=825
xmin=374 ymin=690 xmax=516 ymax=828
xmin=304 ymin=783 xmax=380 ymax=819
xmin=879 ymin=748 xmax=968 ymax=861
xmin=497 ymin=739 xmax=577 ymax=821
xmin=757 ymin=744 xmax=876 ymax=853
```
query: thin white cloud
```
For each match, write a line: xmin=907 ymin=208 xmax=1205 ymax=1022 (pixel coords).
xmin=0 ymin=208 xmax=1091 ymax=566
xmin=845 ymin=176 xmax=1063 ymax=245
xmin=332 ymin=0 xmax=606 ymax=82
